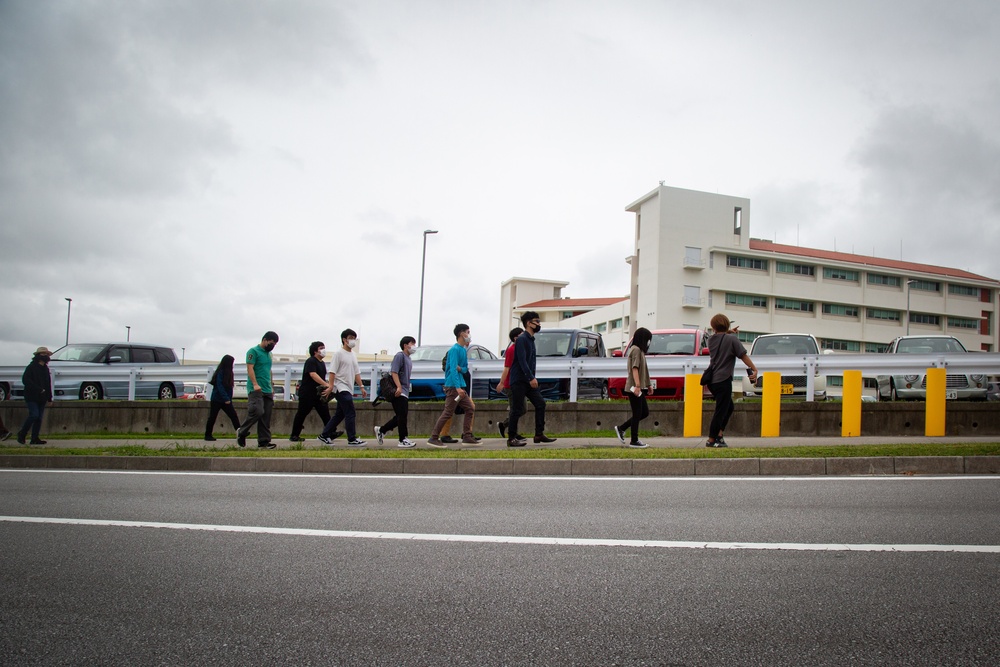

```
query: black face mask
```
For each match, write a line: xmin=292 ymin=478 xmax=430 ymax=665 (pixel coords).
xmin=532 ymin=323 xmax=542 ymax=333
xmin=263 ymin=342 xmax=275 ymax=352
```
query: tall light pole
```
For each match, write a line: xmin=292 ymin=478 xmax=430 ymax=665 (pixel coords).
xmin=905 ymin=279 xmax=917 ymax=335
xmin=417 ymin=229 xmax=438 ymax=346
xmin=64 ymin=298 xmax=72 ymax=346
xmin=181 ymin=347 xmax=186 ymax=364
xmin=126 ymin=325 xmax=131 ymax=342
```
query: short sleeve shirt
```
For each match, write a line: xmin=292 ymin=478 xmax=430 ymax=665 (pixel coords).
xmin=706 ymin=333 xmax=747 ymax=384
xmin=300 ymin=356 xmax=327 ymax=394
xmin=390 ymin=351 xmax=413 ymax=398
xmin=331 ymin=348 xmax=361 ymax=394
xmin=246 ymin=345 xmax=273 ymax=394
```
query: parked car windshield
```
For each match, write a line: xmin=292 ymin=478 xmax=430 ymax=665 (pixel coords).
xmin=648 ymin=333 xmax=697 ymax=355
xmin=51 ymin=344 xmax=107 ymax=362
xmin=410 ymin=345 xmax=451 ymax=362
xmin=752 ymin=335 xmax=819 ymax=355
xmin=896 ymin=337 xmax=968 ymax=354
xmin=534 ymin=332 xmax=573 ymax=357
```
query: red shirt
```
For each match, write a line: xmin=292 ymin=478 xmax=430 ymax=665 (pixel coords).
xmin=502 ymin=342 xmax=516 ymax=389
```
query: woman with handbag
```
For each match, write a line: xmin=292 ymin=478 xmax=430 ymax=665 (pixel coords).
xmin=704 ymin=314 xmax=758 ymax=448
xmin=205 ymin=354 xmax=242 ymax=441
xmin=289 ymin=342 xmax=333 ymax=442
xmin=613 ymin=327 xmax=653 ymax=448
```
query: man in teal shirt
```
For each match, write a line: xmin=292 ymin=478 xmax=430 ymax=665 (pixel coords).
xmin=237 ymin=331 xmax=279 ymax=449
xmin=428 ymin=324 xmax=479 ymax=447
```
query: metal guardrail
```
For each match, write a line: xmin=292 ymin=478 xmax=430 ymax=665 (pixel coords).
xmin=1 ymin=353 xmax=998 ymax=402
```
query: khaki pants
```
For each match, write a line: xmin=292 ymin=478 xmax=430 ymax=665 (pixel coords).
xmin=432 ymin=387 xmax=475 ymax=438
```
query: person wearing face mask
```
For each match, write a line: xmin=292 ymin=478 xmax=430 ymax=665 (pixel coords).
xmin=375 ymin=336 xmax=417 ymax=448
xmin=204 ymin=354 xmax=241 ymax=441
xmin=428 ymin=324 xmax=480 ymax=447
xmin=237 ymin=331 xmax=279 ymax=449
xmin=318 ymin=328 xmax=368 ymax=446
xmin=507 ymin=311 xmax=557 ymax=447
xmin=17 ymin=346 xmax=54 ymax=445
xmin=289 ymin=341 xmax=333 ymax=442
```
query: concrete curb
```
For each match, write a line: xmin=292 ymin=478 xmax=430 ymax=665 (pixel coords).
xmin=1 ymin=454 xmax=998 ymax=476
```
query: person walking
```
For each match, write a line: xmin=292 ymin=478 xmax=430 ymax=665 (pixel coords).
xmin=428 ymin=324 xmax=479 ymax=447
xmin=319 ymin=329 xmax=368 ymax=446
xmin=17 ymin=346 xmax=54 ymax=445
xmin=704 ymin=314 xmax=758 ymax=448
xmin=237 ymin=331 xmax=279 ymax=449
xmin=507 ymin=312 xmax=556 ymax=447
xmin=204 ymin=354 xmax=241 ymax=441
xmin=375 ymin=336 xmax=417 ymax=448
xmin=496 ymin=326 xmax=523 ymax=439
xmin=290 ymin=341 xmax=332 ymax=442
xmin=613 ymin=327 xmax=653 ymax=448
xmin=0 ymin=414 xmax=12 ymax=441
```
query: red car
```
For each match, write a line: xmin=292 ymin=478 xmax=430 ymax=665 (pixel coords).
xmin=609 ymin=329 xmax=710 ymax=400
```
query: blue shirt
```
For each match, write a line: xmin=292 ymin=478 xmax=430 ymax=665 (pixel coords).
xmin=444 ymin=343 xmax=467 ymax=389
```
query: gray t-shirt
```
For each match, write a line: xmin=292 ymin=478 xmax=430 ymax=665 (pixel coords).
xmin=390 ymin=350 xmax=413 ymax=398
xmin=706 ymin=332 xmax=748 ymax=384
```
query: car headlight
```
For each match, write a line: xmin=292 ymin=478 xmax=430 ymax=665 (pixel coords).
xmin=971 ymin=374 xmax=985 ymax=382
xmin=904 ymin=374 xmax=919 ymax=383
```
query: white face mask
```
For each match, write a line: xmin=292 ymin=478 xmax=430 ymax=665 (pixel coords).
xmin=318 ymin=349 xmax=326 ymax=358
xmin=347 ymin=339 xmax=357 ymax=349
xmin=463 ymin=334 xmax=471 ymax=344
xmin=407 ymin=345 xmax=416 ymax=354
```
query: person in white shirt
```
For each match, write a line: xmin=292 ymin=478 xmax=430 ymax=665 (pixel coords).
xmin=318 ymin=329 xmax=368 ymax=446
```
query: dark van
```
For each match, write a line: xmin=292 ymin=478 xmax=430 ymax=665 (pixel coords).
xmin=528 ymin=328 xmax=608 ymax=400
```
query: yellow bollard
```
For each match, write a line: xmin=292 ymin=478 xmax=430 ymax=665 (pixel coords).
xmin=841 ymin=370 xmax=862 ymax=437
xmin=684 ymin=374 xmax=703 ymax=437
xmin=925 ymin=367 xmax=946 ymax=437
xmin=761 ymin=371 xmax=781 ymax=437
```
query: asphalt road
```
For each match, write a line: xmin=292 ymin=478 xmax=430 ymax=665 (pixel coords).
xmin=2 ymin=471 xmax=999 ymax=666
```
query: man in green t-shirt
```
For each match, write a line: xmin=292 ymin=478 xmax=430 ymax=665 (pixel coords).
xmin=237 ymin=331 xmax=279 ymax=449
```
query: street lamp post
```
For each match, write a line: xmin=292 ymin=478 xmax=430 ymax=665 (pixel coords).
xmin=126 ymin=325 xmax=131 ymax=342
xmin=181 ymin=347 xmax=186 ymax=364
xmin=64 ymin=298 xmax=72 ymax=346
xmin=905 ymin=279 xmax=917 ymax=335
xmin=417 ymin=229 xmax=439 ymax=346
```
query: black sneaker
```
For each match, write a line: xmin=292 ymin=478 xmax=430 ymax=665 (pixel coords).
xmin=289 ymin=436 xmax=304 ymax=442
xmin=258 ymin=442 xmax=276 ymax=449
xmin=0 ymin=431 xmax=11 ymax=442
xmin=237 ymin=432 xmax=247 ymax=447
xmin=204 ymin=436 xmax=217 ymax=442
xmin=16 ymin=434 xmax=26 ymax=445
xmin=507 ymin=437 xmax=527 ymax=447
xmin=533 ymin=435 xmax=556 ymax=444
xmin=629 ymin=441 xmax=649 ymax=448
xmin=29 ymin=439 xmax=47 ymax=445
xmin=705 ymin=440 xmax=728 ymax=448
xmin=716 ymin=436 xmax=728 ymax=446
xmin=498 ymin=421 xmax=507 ymax=439
xmin=440 ymin=436 xmax=458 ymax=444
xmin=613 ymin=425 xmax=626 ymax=444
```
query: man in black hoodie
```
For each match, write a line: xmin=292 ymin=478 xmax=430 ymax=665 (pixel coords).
xmin=18 ymin=346 xmax=53 ymax=445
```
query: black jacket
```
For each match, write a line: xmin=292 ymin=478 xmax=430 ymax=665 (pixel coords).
xmin=22 ymin=361 xmax=52 ymax=403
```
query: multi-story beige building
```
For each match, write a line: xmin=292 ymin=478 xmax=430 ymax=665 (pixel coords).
xmin=501 ymin=184 xmax=999 ymax=354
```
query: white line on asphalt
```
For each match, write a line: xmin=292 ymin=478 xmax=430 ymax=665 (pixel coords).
xmin=2 ymin=515 xmax=998 ymax=553
xmin=2 ymin=469 xmax=999 ymax=482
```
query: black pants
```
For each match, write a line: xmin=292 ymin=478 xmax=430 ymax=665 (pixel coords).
xmin=290 ymin=392 xmax=332 ymax=439
xmin=379 ymin=395 xmax=409 ymax=440
xmin=205 ymin=400 xmax=241 ymax=437
xmin=708 ymin=378 xmax=735 ymax=440
xmin=508 ymin=381 xmax=546 ymax=438
xmin=618 ymin=391 xmax=649 ymax=443
xmin=239 ymin=391 xmax=274 ymax=444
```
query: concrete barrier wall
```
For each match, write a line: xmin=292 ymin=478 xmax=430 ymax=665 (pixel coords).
xmin=2 ymin=400 xmax=999 ymax=437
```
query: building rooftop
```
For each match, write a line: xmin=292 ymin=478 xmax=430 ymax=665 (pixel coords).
xmin=518 ymin=296 xmax=629 ymax=309
xmin=748 ymin=239 xmax=1000 ymax=285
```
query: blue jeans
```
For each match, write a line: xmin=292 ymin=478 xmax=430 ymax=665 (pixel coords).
xmin=19 ymin=400 xmax=46 ymax=442
xmin=322 ymin=391 xmax=357 ymax=440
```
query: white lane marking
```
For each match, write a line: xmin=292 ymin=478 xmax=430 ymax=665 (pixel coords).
xmin=1 ymin=515 xmax=998 ymax=553
xmin=1 ymin=469 xmax=998 ymax=482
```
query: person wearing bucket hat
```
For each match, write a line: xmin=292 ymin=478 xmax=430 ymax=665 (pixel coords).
xmin=17 ymin=346 xmax=54 ymax=445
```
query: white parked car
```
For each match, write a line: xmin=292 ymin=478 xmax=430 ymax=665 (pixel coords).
xmin=740 ymin=333 xmax=827 ymax=400
xmin=876 ymin=335 xmax=988 ymax=401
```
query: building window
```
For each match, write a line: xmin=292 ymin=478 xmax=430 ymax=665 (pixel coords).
xmin=822 ymin=303 xmax=859 ymax=317
xmin=821 ymin=339 xmax=861 ymax=352
xmin=910 ymin=279 xmax=940 ymax=292
xmin=865 ymin=342 xmax=889 ymax=353
xmin=734 ymin=207 xmax=742 ymax=234
xmin=726 ymin=255 xmax=768 ymax=271
xmin=583 ymin=326 xmax=592 ymax=331
xmin=868 ymin=273 xmax=901 ymax=287
xmin=947 ymin=316 xmax=979 ymax=330
xmin=623 ymin=316 xmax=629 ymax=329
xmin=948 ymin=284 xmax=979 ymax=297
xmin=610 ymin=318 xmax=623 ymax=330
xmin=775 ymin=298 xmax=814 ymax=313
xmin=737 ymin=331 xmax=761 ymax=343
xmin=823 ymin=267 xmax=859 ymax=281
xmin=595 ymin=322 xmax=607 ymax=333
xmin=726 ymin=293 xmax=768 ymax=308
xmin=684 ymin=246 xmax=704 ymax=268
xmin=909 ymin=313 xmax=940 ymax=326
xmin=777 ymin=261 xmax=815 ymax=276
xmin=867 ymin=308 xmax=901 ymax=322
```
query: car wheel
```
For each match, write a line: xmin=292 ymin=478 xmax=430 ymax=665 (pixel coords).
xmin=158 ymin=383 xmax=177 ymax=400
xmin=890 ymin=381 xmax=900 ymax=402
xmin=601 ymin=383 xmax=609 ymax=400
xmin=0 ymin=383 xmax=7 ymax=401
xmin=79 ymin=382 xmax=103 ymax=400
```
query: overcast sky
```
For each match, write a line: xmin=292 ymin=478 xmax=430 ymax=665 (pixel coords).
xmin=2 ymin=0 xmax=999 ymax=365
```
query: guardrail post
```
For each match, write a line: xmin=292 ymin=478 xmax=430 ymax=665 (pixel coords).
xmin=841 ymin=370 xmax=862 ymax=437
xmin=761 ymin=371 xmax=781 ymax=437
xmin=569 ymin=362 xmax=579 ymax=403
xmin=805 ymin=357 xmax=816 ymax=402
xmin=282 ymin=366 xmax=292 ymax=402
xmin=925 ymin=367 xmax=946 ymax=436
xmin=128 ymin=368 xmax=137 ymax=401
xmin=683 ymin=374 xmax=702 ymax=437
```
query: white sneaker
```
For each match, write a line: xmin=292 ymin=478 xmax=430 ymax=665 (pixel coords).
xmin=398 ymin=438 xmax=417 ymax=448
xmin=374 ymin=426 xmax=384 ymax=446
